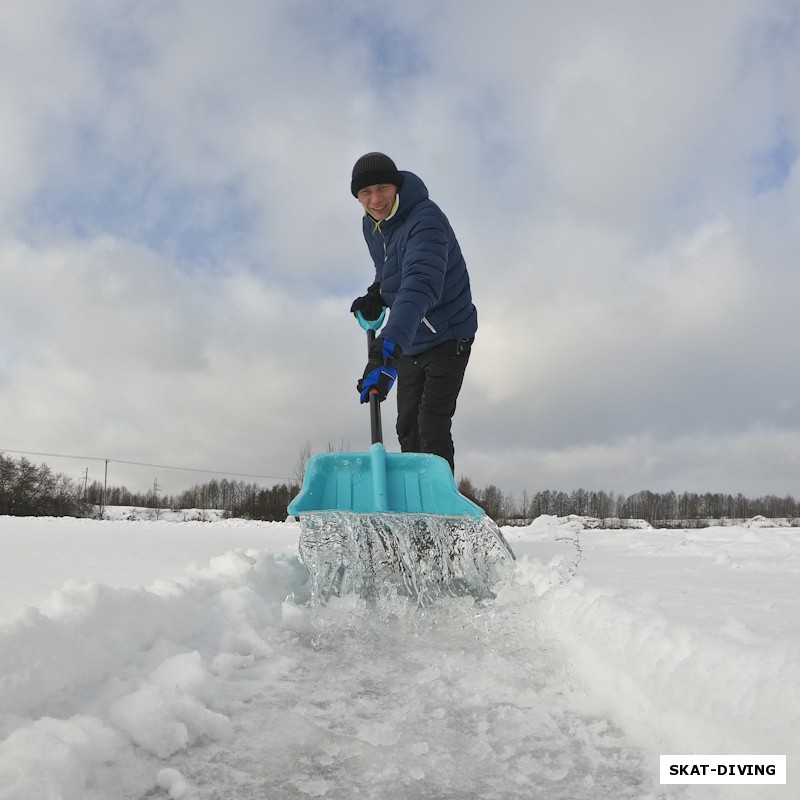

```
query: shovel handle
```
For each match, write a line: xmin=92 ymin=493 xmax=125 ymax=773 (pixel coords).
xmin=366 ymin=328 xmax=384 ymax=445
xmin=355 ymin=309 xmax=387 ymax=445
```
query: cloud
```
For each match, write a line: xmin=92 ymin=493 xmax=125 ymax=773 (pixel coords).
xmin=464 ymin=427 xmax=800 ymax=498
xmin=1 ymin=0 xmax=799 ymax=500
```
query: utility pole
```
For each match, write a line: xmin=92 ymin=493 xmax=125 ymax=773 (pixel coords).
xmin=152 ymin=478 xmax=162 ymax=519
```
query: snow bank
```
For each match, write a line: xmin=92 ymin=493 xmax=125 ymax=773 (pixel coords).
xmin=0 ymin=547 xmax=308 ymax=799
xmin=100 ymin=506 xmax=229 ymax=523
xmin=504 ymin=516 xmax=800 ymax=797
xmin=0 ymin=515 xmax=298 ymax=617
xmin=531 ymin=571 xmax=800 ymax=755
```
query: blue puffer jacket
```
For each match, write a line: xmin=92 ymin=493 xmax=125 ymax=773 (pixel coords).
xmin=362 ymin=171 xmax=478 ymax=356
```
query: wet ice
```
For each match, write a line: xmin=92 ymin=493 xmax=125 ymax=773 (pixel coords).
xmin=179 ymin=589 xmax=648 ymax=800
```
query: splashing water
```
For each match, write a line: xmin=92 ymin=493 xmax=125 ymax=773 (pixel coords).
xmin=297 ymin=511 xmax=515 ymax=604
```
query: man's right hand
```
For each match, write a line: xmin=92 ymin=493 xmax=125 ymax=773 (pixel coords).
xmin=350 ymin=281 xmax=385 ymax=321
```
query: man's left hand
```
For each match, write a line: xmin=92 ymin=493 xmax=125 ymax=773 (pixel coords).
xmin=357 ymin=336 xmax=400 ymax=403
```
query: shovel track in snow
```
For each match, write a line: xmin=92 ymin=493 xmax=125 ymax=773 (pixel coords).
xmin=164 ymin=586 xmax=651 ymax=800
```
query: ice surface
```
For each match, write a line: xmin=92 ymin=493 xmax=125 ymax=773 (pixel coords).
xmin=0 ymin=514 xmax=798 ymax=799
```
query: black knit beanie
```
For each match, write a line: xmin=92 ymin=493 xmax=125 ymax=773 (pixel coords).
xmin=350 ymin=152 xmax=404 ymax=197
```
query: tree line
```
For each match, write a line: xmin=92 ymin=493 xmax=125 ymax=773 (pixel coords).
xmin=82 ymin=476 xmax=296 ymax=522
xmin=1 ymin=451 xmax=798 ymax=526
xmin=0 ymin=454 xmax=82 ymax=516
xmin=0 ymin=453 xmax=295 ymax=521
xmin=458 ymin=480 xmax=800 ymax=526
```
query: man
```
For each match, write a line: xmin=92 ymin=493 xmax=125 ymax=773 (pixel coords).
xmin=350 ymin=152 xmax=477 ymax=472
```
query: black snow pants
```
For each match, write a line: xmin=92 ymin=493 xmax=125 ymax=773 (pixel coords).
xmin=395 ymin=337 xmax=473 ymax=472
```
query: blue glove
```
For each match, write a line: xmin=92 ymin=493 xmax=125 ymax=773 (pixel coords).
xmin=357 ymin=336 xmax=400 ymax=403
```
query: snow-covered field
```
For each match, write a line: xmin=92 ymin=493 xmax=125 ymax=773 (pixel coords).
xmin=0 ymin=512 xmax=797 ymax=799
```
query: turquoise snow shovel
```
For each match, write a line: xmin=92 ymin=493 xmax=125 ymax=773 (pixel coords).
xmin=288 ymin=310 xmax=484 ymax=517
xmin=288 ymin=309 xmax=514 ymax=602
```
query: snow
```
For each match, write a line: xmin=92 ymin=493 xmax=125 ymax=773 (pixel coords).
xmin=0 ymin=512 xmax=797 ymax=799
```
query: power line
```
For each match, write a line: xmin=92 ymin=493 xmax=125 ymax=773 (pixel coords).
xmin=0 ymin=448 xmax=291 ymax=482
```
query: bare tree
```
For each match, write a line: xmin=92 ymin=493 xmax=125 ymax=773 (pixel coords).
xmin=293 ymin=442 xmax=312 ymax=487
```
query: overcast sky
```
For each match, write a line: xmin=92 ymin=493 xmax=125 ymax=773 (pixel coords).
xmin=1 ymin=0 xmax=799 ymax=501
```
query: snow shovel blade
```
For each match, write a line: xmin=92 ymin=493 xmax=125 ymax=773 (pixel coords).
xmin=288 ymin=443 xmax=483 ymax=516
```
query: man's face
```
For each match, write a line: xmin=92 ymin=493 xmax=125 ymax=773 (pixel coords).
xmin=357 ymin=183 xmax=398 ymax=221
